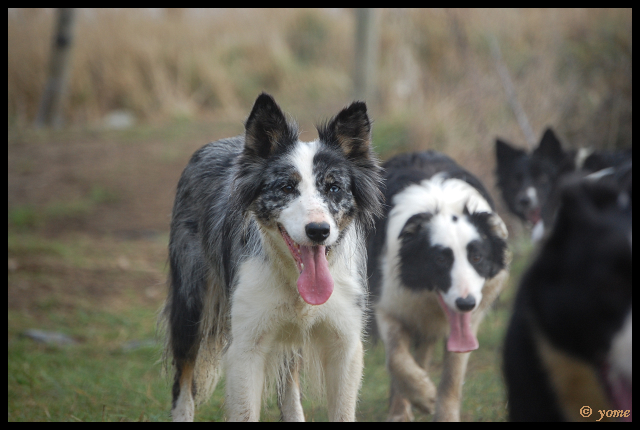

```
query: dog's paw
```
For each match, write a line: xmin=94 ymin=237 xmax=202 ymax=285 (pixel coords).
xmin=408 ymin=376 xmax=437 ymax=415
xmin=386 ymin=395 xmax=414 ymax=422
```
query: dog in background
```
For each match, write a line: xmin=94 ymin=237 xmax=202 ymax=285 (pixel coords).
xmin=503 ymin=164 xmax=632 ymax=421
xmin=495 ymin=127 xmax=631 ymax=241
xmin=161 ymin=93 xmax=383 ymax=421
xmin=495 ymin=129 xmax=562 ymax=239
xmin=368 ymin=151 xmax=509 ymax=421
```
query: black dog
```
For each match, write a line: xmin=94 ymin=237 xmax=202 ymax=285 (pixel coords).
xmin=503 ymin=165 xmax=632 ymax=421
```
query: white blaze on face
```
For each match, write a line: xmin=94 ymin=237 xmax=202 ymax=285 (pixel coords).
xmin=525 ymin=186 xmax=539 ymax=207
xmin=278 ymin=140 xmax=338 ymax=246
xmin=431 ymin=213 xmax=485 ymax=353
xmin=276 ymin=140 xmax=337 ymax=305
xmin=430 ymin=212 xmax=485 ymax=312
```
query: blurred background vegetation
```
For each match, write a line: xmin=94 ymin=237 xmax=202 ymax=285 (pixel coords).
xmin=9 ymin=8 xmax=632 ymax=150
xmin=7 ymin=8 xmax=632 ymax=421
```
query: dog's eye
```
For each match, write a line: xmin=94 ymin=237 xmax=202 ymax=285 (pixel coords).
xmin=281 ymin=184 xmax=295 ymax=194
xmin=328 ymin=184 xmax=340 ymax=193
xmin=470 ymin=253 xmax=482 ymax=264
xmin=435 ymin=254 xmax=448 ymax=266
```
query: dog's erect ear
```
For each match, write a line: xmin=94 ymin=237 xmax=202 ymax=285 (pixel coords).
xmin=318 ymin=101 xmax=372 ymax=160
xmin=534 ymin=128 xmax=565 ymax=165
xmin=244 ymin=93 xmax=298 ymax=159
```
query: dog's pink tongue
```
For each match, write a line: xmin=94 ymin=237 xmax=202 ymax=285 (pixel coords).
xmin=438 ymin=294 xmax=479 ymax=353
xmin=297 ymin=246 xmax=333 ymax=305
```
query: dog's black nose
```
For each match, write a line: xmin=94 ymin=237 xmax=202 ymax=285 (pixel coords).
xmin=306 ymin=222 xmax=330 ymax=243
xmin=517 ymin=194 xmax=531 ymax=208
xmin=455 ymin=295 xmax=476 ymax=312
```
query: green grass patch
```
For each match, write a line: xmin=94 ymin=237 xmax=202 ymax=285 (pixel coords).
xmin=8 ymin=185 xmax=121 ymax=231
xmin=8 ymin=229 xmax=533 ymax=421
xmin=8 ymin=305 xmax=168 ymax=422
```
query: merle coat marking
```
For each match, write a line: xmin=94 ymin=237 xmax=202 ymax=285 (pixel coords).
xmin=161 ymin=93 xmax=382 ymax=421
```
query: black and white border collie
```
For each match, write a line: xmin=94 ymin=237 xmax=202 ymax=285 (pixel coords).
xmin=368 ymin=151 xmax=509 ymax=421
xmin=504 ymin=165 xmax=632 ymax=422
xmin=161 ymin=93 xmax=382 ymax=421
xmin=495 ymin=128 xmax=568 ymax=241
xmin=495 ymin=127 xmax=631 ymax=241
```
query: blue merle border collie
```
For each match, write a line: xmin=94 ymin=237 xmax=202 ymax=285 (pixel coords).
xmin=368 ymin=151 xmax=509 ymax=421
xmin=160 ymin=93 xmax=382 ymax=421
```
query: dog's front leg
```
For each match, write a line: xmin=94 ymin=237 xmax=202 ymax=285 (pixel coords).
xmin=376 ymin=309 xmax=437 ymax=418
xmin=223 ymin=338 xmax=267 ymax=421
xmin=434 ymin=348 xmax=471 ymax=421
xmin=278 ymin=354 xmax=305 ymax=422
xmin=321 ymin=333 xmax=364 ymax=422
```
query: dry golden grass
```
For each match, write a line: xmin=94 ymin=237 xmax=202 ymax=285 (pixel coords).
xmin=9 ymin=9 xmax=631 ymax=153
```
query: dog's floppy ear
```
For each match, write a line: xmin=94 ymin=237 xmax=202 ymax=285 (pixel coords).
xmin=244 ymin=93 xmax=298 ymax=158
xmin=318 ymin=101 xmax=372 ymax=160
xmin=487 ymin=212 xmax=509 ymax=240
xmin=399 ymin=212 xmax=433 ymax=239
xmin=467 ymin=210 xmax=509 ymax=277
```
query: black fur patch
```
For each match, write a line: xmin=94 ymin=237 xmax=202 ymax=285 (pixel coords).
xmin=495 ymin=138 xmax=536 ymax=221
xmin=167 ymin=249 xmax=205 ymax=362
xmin=398 ymin=212 xmax=455 ymax=293
xmin=465 ymin=211 xmax=507 ymax=278
xmin=171 ymin=365 xmax=182 ymax=408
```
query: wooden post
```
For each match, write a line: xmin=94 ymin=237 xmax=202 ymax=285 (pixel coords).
xmin=35 ymin=8 xmax=76 ymax=128
xmin=354 ymin=8 xmax=379 ymax=104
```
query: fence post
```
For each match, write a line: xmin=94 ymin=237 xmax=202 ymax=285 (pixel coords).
xmin=35 ymin=8 xmax=76 ymax=128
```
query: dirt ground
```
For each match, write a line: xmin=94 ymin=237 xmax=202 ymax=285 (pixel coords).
xmin=8 ymin=125 xmax=238 ymax=315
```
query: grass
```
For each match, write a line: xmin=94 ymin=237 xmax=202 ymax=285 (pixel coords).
xmin=8 ymin=308 xmax=166 ymax=422
xmin=7 ymin=228 xmax=533 ymax=422
xmin=9 ymin=186 xmax=120 ymax=230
